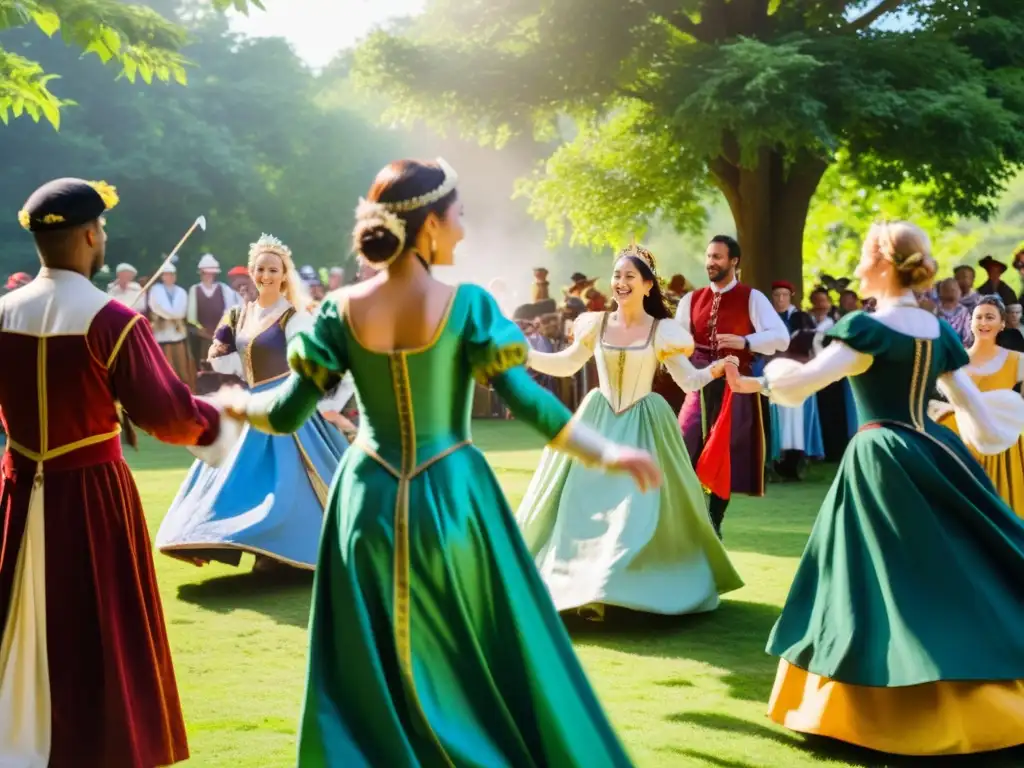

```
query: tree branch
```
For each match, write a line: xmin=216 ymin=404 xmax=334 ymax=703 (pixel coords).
xmin=845 ymin=0 xmax=909 ymax=32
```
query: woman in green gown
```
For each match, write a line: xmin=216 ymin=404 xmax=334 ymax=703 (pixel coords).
xmin=217 ymin=159 xmax=661 ymax=767
xmin=730 ymin=221 xmax=1024 ymax=756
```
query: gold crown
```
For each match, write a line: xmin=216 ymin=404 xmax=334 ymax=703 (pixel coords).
xmin=617 ymin=237 xmax=657 ymax=275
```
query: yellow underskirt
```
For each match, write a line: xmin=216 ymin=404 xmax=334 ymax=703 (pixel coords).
xmin=768 ymin=660 xmax=1024 ymax=756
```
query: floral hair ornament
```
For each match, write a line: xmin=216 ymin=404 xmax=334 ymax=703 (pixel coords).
xmin=618 ymin=234 xmax=658 ymax=276
xmin=354 ymin=198 xmax=408 ymax=270
xmin=87 ymin=181 xmax=120 ymax=211
xmin=379 ymin=158 xmax=459 ymax=214
xmin=249 ymin=233 xmax=292 ymax=262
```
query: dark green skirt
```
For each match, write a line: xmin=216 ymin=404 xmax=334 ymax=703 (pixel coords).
xmin=768 ymin=421 xmax=1024 ymax=687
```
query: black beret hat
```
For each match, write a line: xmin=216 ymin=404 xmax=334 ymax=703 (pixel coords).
xmin=18 ymin=178 xmax=119 ymax=233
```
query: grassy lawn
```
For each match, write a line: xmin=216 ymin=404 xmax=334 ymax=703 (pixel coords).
xmin=116 ymin=420 xmax=1021 ymax=767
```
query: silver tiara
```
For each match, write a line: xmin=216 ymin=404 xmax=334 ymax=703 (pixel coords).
xmin=249 ymin=233 xmax=292 ymax=261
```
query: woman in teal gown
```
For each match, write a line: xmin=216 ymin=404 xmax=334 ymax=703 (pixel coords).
xmin=730 ymin=221 xmax=1024 ymax=756
xmin=216 ymin=159 xmax=660 ymax=767
xmin=518 ymin=243 xmax=743 ymax=619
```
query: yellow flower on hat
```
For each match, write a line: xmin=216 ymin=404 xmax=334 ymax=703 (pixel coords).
xmin=88 ymin=180 xmax=120 ymax=211
xmin=17 ymin=210 xmax=30 ymax=230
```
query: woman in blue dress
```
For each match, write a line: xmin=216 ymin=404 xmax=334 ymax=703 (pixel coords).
xmin=156 ymin=234 xmax=351 ymax=572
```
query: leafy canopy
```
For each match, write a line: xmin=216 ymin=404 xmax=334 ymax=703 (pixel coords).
xmin=355 ymin=0 xmax=1024 ymax=251
xmin=0 ymin=0 xmax=264 ymax=128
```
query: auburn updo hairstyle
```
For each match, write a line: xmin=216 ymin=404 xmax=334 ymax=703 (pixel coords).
xmin=354 ymin=159 xmax=458 ymax=268
xmin=870 ymin=220 xmax=937 ymax=290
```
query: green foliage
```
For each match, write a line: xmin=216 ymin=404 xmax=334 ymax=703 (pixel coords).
xmin=0 ymin=0 xmax=263 ymax=128
xmin=802 ymin=156 xmax=982 ymax=290
xmin=0 ymin=9 xmax=408 ymax=280
xmin=354 ymin=0 xmax=1024 ymax=277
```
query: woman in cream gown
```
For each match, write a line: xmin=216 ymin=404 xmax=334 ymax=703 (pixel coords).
xmin=730 ymin=221 xmax=1024 ymax=756
xmin=517 ymin=245 xmax=743 ymax=619
xmin=936 ymin=296 xmax=1024 ymax=517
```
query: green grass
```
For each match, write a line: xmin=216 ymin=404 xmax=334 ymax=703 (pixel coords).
xmin=120 ymin=421 xmax=1022 ymax=768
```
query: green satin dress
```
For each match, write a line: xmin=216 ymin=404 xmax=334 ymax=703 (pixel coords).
xmin=252 ymin=284 xmax=633 ymax=767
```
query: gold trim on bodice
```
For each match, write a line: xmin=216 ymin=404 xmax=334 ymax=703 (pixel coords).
xmin=909 ymin=339 xmax=934 ymax=431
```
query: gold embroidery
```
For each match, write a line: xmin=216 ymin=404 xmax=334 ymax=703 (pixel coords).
xmin=7 ymin=429 xmax=122 ymax=463
xmin=385 ymin=351 xmax=454 ymax=767
xmin=41 ymin=214 xmax=64 ymax=224
xmin=474 ymin=341 xmax=527 ymax=385
xmin=106 ymin=314 xmax=142 ymax=369
xmin=909 ymin=339 xmax=932 ymax=431
xmin=292 ymin=435 xmax=330 ymax=508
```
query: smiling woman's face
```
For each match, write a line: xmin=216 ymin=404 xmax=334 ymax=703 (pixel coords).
xmin=251 ymin=252 xmax=284 ymax=298
xmin=611 ymin=257 xmax=650 ymax=311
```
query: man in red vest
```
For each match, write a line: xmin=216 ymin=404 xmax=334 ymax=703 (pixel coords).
xmin=676 ymin=235 xmax=790 ymax=537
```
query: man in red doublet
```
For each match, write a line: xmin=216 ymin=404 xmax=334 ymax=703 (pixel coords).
xmin=676 ymin=236 xmax=790 ymax=537
xmin=0 ymin=179 xmax=238 ymax=767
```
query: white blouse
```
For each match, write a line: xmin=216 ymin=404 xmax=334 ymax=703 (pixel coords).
xmin=761 ymin=294 xmax=1024 ymax=456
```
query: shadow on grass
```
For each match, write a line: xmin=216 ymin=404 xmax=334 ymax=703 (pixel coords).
xmin=176 ymin=569 xmax=313 ymax=629
xmin=656 ymin=745 xmax=762 ymax=768
xmin=563 ymin=599 xmax=781 ymax=703
xmin=669 ymin=712 xmax=1024 ymax=767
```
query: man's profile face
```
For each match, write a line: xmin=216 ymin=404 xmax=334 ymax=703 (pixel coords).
xmin=88 ymin=219 xmax=107 ymax=279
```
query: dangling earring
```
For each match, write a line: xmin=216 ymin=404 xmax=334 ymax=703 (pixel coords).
xmin=430 ymin=238 xmax=438 ymax=263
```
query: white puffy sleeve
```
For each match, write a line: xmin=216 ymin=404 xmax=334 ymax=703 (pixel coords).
xmin=210 ymin=352 xmax=244 ymax=377
xmin=937 ymin=370 xmax=1024 ymax=455
xmin=654 ymin=320 xmax=714 ymax=393
xmin=762 ymin=343 xmax=873 ymax=407
xmin=527 ymin=311 xmax=601 ymax=377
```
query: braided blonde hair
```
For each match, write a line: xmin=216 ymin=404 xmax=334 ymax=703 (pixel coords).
xmin=870 ymin=221 xmax=937 ymax=290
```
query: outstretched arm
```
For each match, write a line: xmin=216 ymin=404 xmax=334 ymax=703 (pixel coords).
xmin=527 ymin=312 xmax=600 ymax=377
xmin=106 ymin=313 xmax=238 ymax=464
xmin=937 ymin=369 xmax=1024 ymax=455
xmin=729 ymin=343 xmax=872 ymax=406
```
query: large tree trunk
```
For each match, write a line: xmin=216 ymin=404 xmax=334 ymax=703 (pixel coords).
xmin=710 ymin=144 xmax=827 ymax=299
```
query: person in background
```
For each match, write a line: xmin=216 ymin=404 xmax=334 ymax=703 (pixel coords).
xmin=935 ymin=277 xmax=973 ymax=347
xmin=4 ymin=272 xmax=31 ymax=292
xmin=768 ymin=280 xmax=823 ymax=480
xmin=838 ymin=289 xmax=859 ymax=316
xmin=187 ymin=254 xmax=240 ymax=366
xmin=148 ymin=263 xmax=195 ymax=390
xmin=227 ymin=265 xmax=257 ymax=303
xmin=977 ymin=255 xmax=1017 ymax=307
xmin=106 ymin=262 xmax=146 ymax=312
xmin=997 ymin=302 xmax=1024 ymax=352
xmin=676 ymin=235 xmax=790 ymax=537
xmin=936 ymin=297 xmax=1024 ymax=516
xmin=809 ymin=285 xmax=837 ymax=326
xmin=955 ymin=264 xmax=983 ymax=313
xmin=327 ymin=266 xmax=344 ymax=291
xmin=861 ymin=296 xmax=877 ymax=313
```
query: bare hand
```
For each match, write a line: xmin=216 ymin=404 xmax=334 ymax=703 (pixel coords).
xmin=716 ymin=334 xmax=747 ymax=351
xmin=710 ymin=355 xmax=741 ymax=379
xmin=208 ymin=340 xmax=230 ymax=360
xmin=211 ymin=385 xmax=249 ymax=420
xmin=728 ymin=373 xmax=764 ymax=395
xmin=609 ymin=447 xmax=662 ymax=493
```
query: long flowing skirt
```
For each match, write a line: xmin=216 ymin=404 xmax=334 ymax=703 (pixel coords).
xmin=767 ymin=421 xmax=1024 ymax=755
xmin=516 ymin=390 xmax=743 ymax=615
xmin=156 ymin=380 xmax=346 ymax=569
xmin=298 ymin=442 xmax=632 ymax=766
xmin=0 ymin=449 xmax=187 ymax=767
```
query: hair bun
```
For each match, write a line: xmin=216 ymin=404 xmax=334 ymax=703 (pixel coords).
xmin=895 ymin=251 xmax=937 ymax=289
xmin=356 ymin=224 xmax=403 ymax=264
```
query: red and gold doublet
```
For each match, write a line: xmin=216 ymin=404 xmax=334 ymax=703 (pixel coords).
xmin=0 ymin=269 xmax=223 ymax=767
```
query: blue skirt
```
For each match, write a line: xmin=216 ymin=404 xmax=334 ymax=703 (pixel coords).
xmin=156 ymin=379 xmax=347 ymax=569
xmin=769 ymin=397 xmax=825 ymax=462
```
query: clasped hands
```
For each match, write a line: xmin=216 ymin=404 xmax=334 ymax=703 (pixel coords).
xmin=714 ymin=357 xmax=764 ymax=395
